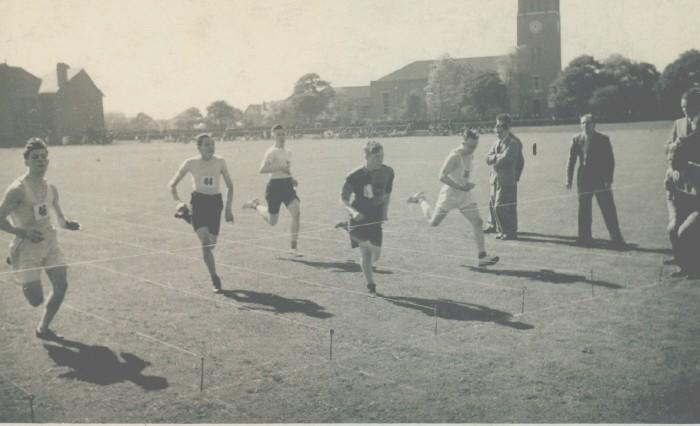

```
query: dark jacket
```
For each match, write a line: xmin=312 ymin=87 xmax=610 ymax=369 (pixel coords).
xmin=567 ymin=130 xmax=615 ymax=191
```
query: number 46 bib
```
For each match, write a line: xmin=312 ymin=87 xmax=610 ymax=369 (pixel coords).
xmin=33 ymin=202 xmax=50 ymax=222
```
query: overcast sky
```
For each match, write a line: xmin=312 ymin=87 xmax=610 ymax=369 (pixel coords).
xmin=2 ymin=0 xmax=699 ymax=119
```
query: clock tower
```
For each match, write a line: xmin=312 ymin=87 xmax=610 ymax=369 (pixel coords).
xmin=515 ymin=0 xmax=561 ymax=118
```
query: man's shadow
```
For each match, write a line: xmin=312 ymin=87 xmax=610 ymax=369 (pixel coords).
xmin=221 ymin=289 xmax=333 ymax=319
xmin=516 ymin=232 xmax=670 ymax=255
xmin=466 ymin=266 xmax=623 ymax=289
xmin=44 ymin=338 xmax=168 ymax=391
xmin=283 ymin=257 xmax=393 ymax=274
xmin=380 ymin=295 xmax=533 ymax=330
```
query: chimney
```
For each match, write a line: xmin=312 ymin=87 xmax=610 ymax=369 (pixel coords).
xmin=56 ymin=62 xmax=69 ymax=89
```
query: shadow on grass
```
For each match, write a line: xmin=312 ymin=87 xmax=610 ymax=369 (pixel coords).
xmin=221 ymin=289 xmax=333 ymax=319
xmin=282 ymin=257 xmax=393 ymax=274
xmin=379 ymin=295 xmax=533 ymax=330
xmin=44 ymin=339 xmax=168 ymax=390
xmin=662 ymin=379 xmax=700 ymax=421
xmin=515 ymin=232 xmax=671 ymax=255
xmin=465 ymin=266 xmax=623 ymax=289
xmin=282 ymin=257 xmax=360 ymax=273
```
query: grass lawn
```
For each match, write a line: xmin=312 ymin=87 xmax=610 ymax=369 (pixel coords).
xmin=1 ymin=120 xmax=699 ymax=422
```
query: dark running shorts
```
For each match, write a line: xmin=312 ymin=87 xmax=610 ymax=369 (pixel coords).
xmin=191 ymin=192 xmax=223 ymax=235
xmin=348 ymin=217 xmax=383 ymax=248
xmin=265 ymin=178 xmax=299 ymax=214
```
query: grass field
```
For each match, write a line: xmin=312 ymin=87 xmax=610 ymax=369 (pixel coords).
xmin=1 ymin=121 xmax=699 ymax=423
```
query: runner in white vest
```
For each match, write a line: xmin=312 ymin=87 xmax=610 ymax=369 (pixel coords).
xmin=407 ymin=129 xmax=499 ymax=267
xmin=0 ymin=138 xmax=81 ymax=340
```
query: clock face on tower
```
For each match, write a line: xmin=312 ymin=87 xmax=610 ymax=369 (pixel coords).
xmin=529 ymin=20 xmax=543 ymax=34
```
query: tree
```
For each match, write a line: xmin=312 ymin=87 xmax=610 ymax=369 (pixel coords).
xmin=401 ymin=91 xmax=427 ymax=122
xmin=205 ymin=100 xmax=241 ymax=130
xmin=130 ymin=112 xmax=157 ymax=131
xmin=104 ymin=112 xmax=130 ymax=131
xmin=497 ymin=46 xmax=527 ymax=118
xmin=598 ymin=55 xmax=659 ymax=119
xmin=464 ymin=71 xmax=508 ymax=120
xmin=588 ymin=84 xmax=626 ymax=119
xmin=288 ymin=73 xmax=335 ymax=124
xmin=425 ymin=54 xmax=468 ymax=121
xmin=655 ymin=49 xmax=700 ymax=118
xmin=173 ymin=107 xmax=204 ymax=130
xmin=263 ymin=100 xmax=294 ymax=126
xmin=548 ymin=55 xmax=606 ymax=118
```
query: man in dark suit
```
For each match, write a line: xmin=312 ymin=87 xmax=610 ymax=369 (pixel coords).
xmin=566 ymin=114 xmax=626 ymax=248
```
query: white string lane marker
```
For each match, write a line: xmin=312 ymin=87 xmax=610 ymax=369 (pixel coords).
xmin=329 ymin=329 xmax=334 ymax=361
xmin=433 ymin=305 xmax=438 ymax=336
xmin=28 ymin=394 xmax=35 ymax=422
xmin=200 ymin=357 xmax=205 ymax=392
xmin=521 ymin=287 xmax=526 ymax=315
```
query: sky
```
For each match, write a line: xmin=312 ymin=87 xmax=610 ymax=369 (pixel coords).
xmin=2 ymin=0 xmax=699 ymax=119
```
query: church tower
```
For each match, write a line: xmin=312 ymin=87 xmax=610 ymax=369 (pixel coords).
xmin=515 ymin=0 xmax=561 ymax=118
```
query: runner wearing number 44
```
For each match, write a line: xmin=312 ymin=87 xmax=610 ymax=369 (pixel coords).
xmin=0 ymin=138 xmax=81 ymax=341
xmin=407 ymin=129 xmax=499 ymax=268
xmin=169 ymin=133 xmax=234 ymax=293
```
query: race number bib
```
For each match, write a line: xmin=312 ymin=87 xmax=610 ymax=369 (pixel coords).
xmin=202 ymin=176 xmax=215 ymax=187
xmin=363 ymin=184 xmax=374 ymax=199
xmin=33 ymin=202 xmax=49 ymax=221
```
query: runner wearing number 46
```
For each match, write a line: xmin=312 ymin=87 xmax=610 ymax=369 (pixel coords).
xmin=169 ymin=133 xmax=234 ymax=293
xmin=0 ymin=138 xmax=81 ymax=341
xmin=407 ymin=129 xmax=498 ymax=268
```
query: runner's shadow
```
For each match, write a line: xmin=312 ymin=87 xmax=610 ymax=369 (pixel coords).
xmin=283 ymin=257 xmax=393 ymax=274
xmin=221 ymin=289 xmax=333 ymax=319
xmin=466 ymin=267 xmax=623 ymax=289
xmin=282 ymin=257 xmax=360 ymax=273
xmin=44 ymin=339 xmax=168 ymax=390
xmin=380 ymin=295 xmax=533 ymax=330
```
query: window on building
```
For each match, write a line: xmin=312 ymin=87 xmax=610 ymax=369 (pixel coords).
xmin=533 ymin=76 xmax=540 ymax=90
xmin=382 ymin=93 xmax=390 ymax=115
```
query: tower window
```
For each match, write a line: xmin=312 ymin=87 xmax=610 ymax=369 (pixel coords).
xmin=533 ymin=76 xmax=540 ymax=90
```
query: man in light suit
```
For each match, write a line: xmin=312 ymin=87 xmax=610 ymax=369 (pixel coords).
xmin=485 ymin=113 xmax=524 ymax=240
xmin=566 ymin=114 xmax=625 ymax=248
xmin=665 ymin=87 xmax=700 ymax=265
xmin=666 ymin=88 xmax=699 ymax=149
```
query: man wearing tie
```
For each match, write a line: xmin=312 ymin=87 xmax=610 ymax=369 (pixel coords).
xmin=664 ymin=87 xmax=700 ymax=265
xmin=666 ymin=88 xmax=698 ymax=149
xmin=566 ymin=114 xmax=626 ymax=249
xmin=485 ymin=113 xmax=524 ymax=240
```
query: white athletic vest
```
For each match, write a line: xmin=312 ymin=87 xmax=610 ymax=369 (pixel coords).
xmin=441 ymin=151 xmax=473 ymax=194
xmin=9 ymin=177 xmax=55 ymax=231
xmin=182 ymin=156 xmax=225 ymax=194
xmin=261 ymin=146 xmax=292 ymax=180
